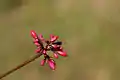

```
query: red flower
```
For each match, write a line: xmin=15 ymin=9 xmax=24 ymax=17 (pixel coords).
xmin=38 ymin=34 xmax=45 ymax=41
xmin=40 ymin=58 xmax=56 ymax=70
xmin=40 ymin=59 xmax=46 ymax=66
xmin=53 ymin=53 xmax=59 ymax=58
xmin=48 ymin=59 xmax=56 ymax=70
xmin=30 ymin=30 xmax=67 ymax=70
xmin=57 ymin=51 xmax=67 ymax=57
xmin=35 ymin=48 xmax=41 ymax=53
xmin=50 ymin=34 xmax=59 ymax=42
xmin=31 ymin=30 xmax=38 ymax=39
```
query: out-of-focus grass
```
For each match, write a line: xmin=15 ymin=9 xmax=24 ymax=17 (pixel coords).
xmin=0 ymin=0 xmax=120 ymax=80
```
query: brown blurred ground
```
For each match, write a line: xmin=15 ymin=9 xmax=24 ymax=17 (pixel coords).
xmin=0 ymin=0 xmax=120 ymax=80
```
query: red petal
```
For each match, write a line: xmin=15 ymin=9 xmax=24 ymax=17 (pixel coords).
xmin=34 ymin=42 xmax=40 ymax=46
xmin=53 ymin=53 xmax=59 ymax=59
xmin=60 ymin=46 xmax=63 ymax=50
xmin=42 ymin=50 xmax=46 ymax=54
xmin=50 ymin=34 xmax=58 ymax=42
xmin=30 ymin=30 xmax=37 ymax=39
xmin=38 ymin=34 xmax=44 ymax=41
xmin=48 ymin=59 xmax=56 ymax=70
xmin=33 ymin=39 xmax=38 ymax=43
xmin=52 ymin=45 xmax=63 ymax=51
xmin=57 ymin=51 xmax=67 ymax=57
xmin=35 ymin=48 xmax=41 ymax=53
xmin=52 ymin=44 xmax=59 ymax=49
xmin=40 ymin=59 xmax=45 ymax=66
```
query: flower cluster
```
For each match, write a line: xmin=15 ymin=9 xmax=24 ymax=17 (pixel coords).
xmin=30 ymin=30 xmax=67 ymax=70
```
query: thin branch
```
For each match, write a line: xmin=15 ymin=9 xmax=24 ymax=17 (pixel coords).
xmin=0 ymin=53 xmax=42 ymax=79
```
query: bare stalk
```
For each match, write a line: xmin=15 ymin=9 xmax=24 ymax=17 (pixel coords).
xmin=0 ymin=53 xmax=42 ymax=79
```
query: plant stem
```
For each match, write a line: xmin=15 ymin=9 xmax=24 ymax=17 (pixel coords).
xmin=0 ymin=53 xmax=42 ymax=79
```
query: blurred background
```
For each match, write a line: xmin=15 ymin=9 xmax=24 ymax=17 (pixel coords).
xmin=0 ymin=0 xmax=120 ymax=80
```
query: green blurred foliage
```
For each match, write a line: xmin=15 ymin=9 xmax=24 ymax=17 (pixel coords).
xmin=0 ymin=0 xmax=120 ymax=80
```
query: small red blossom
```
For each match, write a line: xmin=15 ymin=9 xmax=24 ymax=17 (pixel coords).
xmin=35 ymin=48 xmax=41 ymax=53
xmin=38 ymin=34 xmax=44 ymax=41
xmin=40 ymin=59 xmax=46 ymax=66
xmin=53 ymin=53 xmax=59 ymax=59
xmin=48 ymin=59 xmax=56 ymax=70
xmin=30 ymin=30 xmax=67 ymax=70
xmin=31 ymin=30 xmax=38 ymax=39
xmin=50 ymin=34 xmax=59 ymax=42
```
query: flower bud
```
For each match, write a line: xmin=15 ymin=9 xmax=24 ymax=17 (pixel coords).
xmin=33 ymin=39 xmax=38 ymax=43
xmin=59 ymin=46 xmax=63 ymax=51
xmin=35 ymin=48 xmax=41 ymax=53
xmin=50 ymin=34 xmax=58 ymax=42
xmin=39 ymin=34 xmax=44 ymax=41
xmin=42 ymin=50 xmax=46 ymax=54
xmin=52 ymin=44 xmax=59 ymax=49
xmin=53 ymin=53 xmax=58 ymax=59
xmin=34 ymin=42 xmax=40 ymax=46
xmin=48 ymin=59 xmax=56 ymax=70
xmin=40 ymin=59 xmax=46 ymax=66
xmin=57 ymin=51 xmax=67 ymax=57
xmin=31 ymin=30 xmax=37 ymax=39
